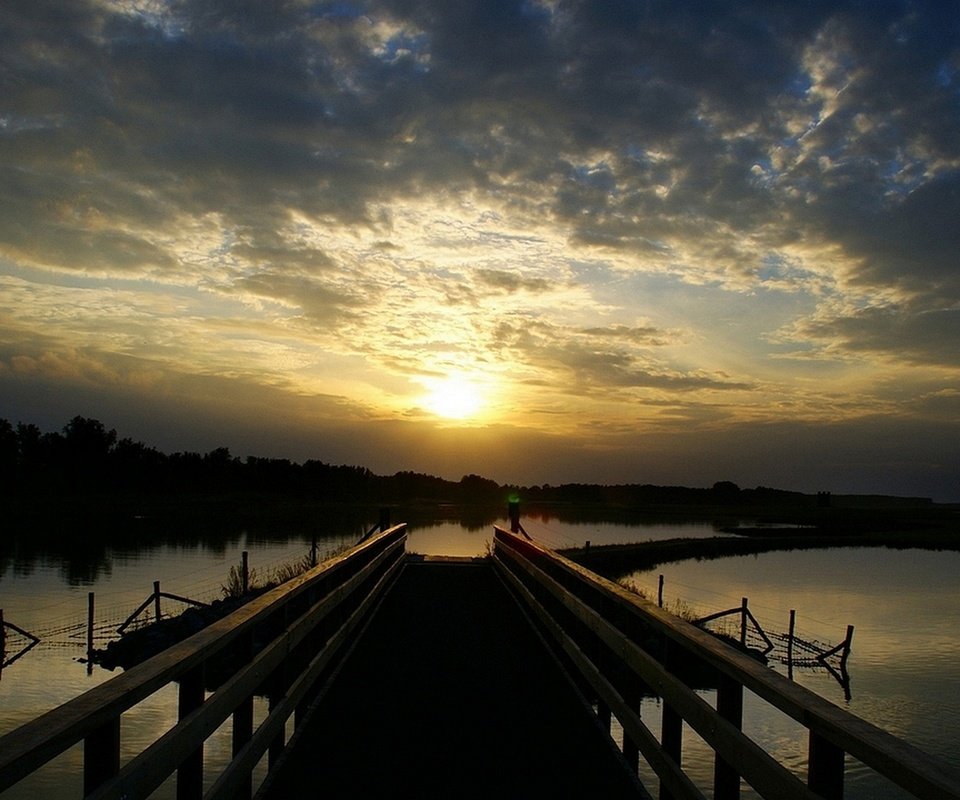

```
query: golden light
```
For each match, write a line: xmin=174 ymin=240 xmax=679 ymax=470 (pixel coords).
xmin=423 ymin=374 xmax=485 ymax=420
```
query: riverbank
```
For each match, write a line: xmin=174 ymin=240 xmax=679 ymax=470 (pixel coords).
xmin=560 ymin=525 xmax=960 ymax=579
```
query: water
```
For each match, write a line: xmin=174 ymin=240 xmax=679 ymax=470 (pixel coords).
xmin=1 ymin=516 xmax=957 ymax=798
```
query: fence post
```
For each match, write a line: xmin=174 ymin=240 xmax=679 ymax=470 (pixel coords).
xmin=658 ymin=574 xmax=664 ymax=608
xmin=87 ymin=592 xmax=95 ymax=674
xmin=840 ymin=625 xmax=854 ymax=671
xmin=311 ymin=534 xmax=318 ymax=567
xmin=740 ymin=597 xmax=748 ymax=647
xmin=241 ymin=551 xmax=249 ymax=595
xmin=787 ymin=610 xmax=796 ymax=680
xmin=379 ymin=507 xmax=391 ymax=532
xmin=153 ymin=581 xmax=162 ymax=623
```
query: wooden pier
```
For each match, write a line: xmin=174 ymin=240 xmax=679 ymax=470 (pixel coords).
xmin=259 ymin=556 xmax=641 ymax=798
xmin=1 ymin=523 xmax=959 ymax=799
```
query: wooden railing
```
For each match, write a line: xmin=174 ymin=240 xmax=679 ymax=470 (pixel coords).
xmin=0 ymin=523 xmax=407 ymax=800
xmin=492 ymin=526 xmax=960 ymax=800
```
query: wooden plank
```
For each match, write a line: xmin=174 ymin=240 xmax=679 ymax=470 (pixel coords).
xmin=494 ymin=528 xmax=960 ymax=800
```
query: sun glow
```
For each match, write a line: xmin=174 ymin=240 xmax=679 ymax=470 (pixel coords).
xmin=423 ymin=375 xmax=485 ymax=420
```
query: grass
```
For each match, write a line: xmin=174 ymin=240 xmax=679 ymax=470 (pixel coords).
xmin=617 ymin=577 xmax=703 ymax=624
xmin=220 ymin=552 xmax=319 ymax=599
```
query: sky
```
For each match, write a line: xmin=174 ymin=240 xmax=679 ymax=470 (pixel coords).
xmin=1 ymin=1 xmax=959 ymax=500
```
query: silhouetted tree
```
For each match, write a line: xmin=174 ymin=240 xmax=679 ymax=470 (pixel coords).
xmin=458 ymin=474 xmax=502 ymax=503
xmin=0 ymin=418 xmax=17 ymax=488
xmin=56 ymin=416 xmax=117 ymax=490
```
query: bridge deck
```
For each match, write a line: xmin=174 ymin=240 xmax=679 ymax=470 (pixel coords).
xmin=260 ymin=557 xmax=644 ymax=798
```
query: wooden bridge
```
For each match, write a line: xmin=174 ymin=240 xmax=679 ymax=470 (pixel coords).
xmin=2 ymin=523 xmax=959 ymax=799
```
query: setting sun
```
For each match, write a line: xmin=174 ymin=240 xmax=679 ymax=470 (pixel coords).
xmin=423 ymin=376 xmax=484 ymax=420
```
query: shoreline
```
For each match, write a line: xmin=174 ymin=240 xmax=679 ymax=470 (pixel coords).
xmin=559 ymin=527 xmax=960 ymax=579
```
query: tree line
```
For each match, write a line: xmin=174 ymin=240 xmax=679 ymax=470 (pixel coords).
xmin=0 ymin=414 xmax=822 ymax=508
xmin=0 ymin=415 xmax=505 ymax=503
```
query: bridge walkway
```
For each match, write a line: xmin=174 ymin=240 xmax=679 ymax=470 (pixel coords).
xmin=260 ymin=556 xmax=644 ymax=798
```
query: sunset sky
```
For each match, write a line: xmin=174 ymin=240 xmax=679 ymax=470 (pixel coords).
xmin=2 ymin=1 xmax=958 ymax=499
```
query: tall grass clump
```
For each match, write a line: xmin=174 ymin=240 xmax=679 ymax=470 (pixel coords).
xmin=220 ymin=553 xmax=320 ymax=599
xmin=221 ymin=564 xmax=260 ymax=599
xmin=266 ymin=553 xmax=315 ymax=584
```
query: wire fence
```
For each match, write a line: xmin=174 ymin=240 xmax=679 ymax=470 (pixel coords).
xmin=1 ymin=538 xmax=351 ymax=671
xmin=519 ymin=516 xmax=857 ymax=695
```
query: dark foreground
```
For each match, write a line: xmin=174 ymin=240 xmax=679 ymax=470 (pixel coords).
xmin=260 ymin=558 xmax=643 ymax=799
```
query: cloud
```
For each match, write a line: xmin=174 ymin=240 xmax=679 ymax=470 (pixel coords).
xmin=795 ymin=305 xmax=960 ymax=367
xmin=1 ymin=0 xmax=958 ymax=497
xmin=491 ymin=318 xmax=748 ymax=396
xmin=474 ymin=268 xmax=551 ymax=294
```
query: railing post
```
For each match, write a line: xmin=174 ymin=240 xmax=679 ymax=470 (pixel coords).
xmin=379 ymin=507 xmax=391 ymax=532
xmin=268 ymin=695 xmax=284 ymax=769
xmin=808 ymin=731 xmax=845 ymax=800
xmin=83 ymin=717 xmax=120 ymax=795
xmin=622 ymin=678 xmax=642 ymax=773
xmin=508 ymin=497 xmax=520 ymax=533
xmin=714 ymin=673 xmax=744 ymax=800
xmin=659 ymin=640 xmax=683 ymax=800
xmin=231 ymin=625 xmax=256 ymax=800
xmin=232 ymin=694 xmax=253 ymax=800
xmin=597 ymin=698 xmax=612 ymax=733
xmin=177 ymin=665 xmax=205 ymax=800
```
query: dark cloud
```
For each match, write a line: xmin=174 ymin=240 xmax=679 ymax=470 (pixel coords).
xmin=475 ymin=269 xmax=550 ymax=293
xmin=492 ymin=319 xmax=747 ymax=394
xmin=580 ymin=324 xmax=672 ymax=347
xmin=800 ymin=305 xmax=960 ymax=367
xmin=3 ymin=0 xmax=956 ymax=265
xmin=233 ymin=271 xmax=365 ymax=324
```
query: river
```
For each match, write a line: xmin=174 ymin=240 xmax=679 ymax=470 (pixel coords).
xmin=1 ymin=513 xmax=957 ymax=798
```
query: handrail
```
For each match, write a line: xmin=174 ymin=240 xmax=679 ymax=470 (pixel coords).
xmin=492 ymin=526 xmax=960 ymax=800
xmin=0 ymin=523 xmax=408 ymax=798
